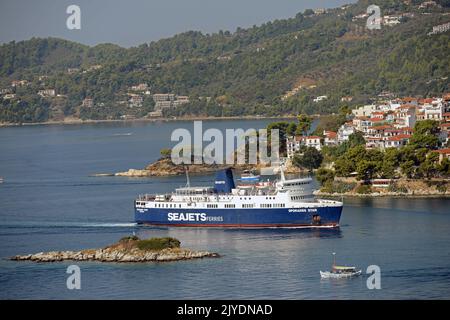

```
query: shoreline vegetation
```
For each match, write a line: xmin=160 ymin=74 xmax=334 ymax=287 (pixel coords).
xmin=0 ymin=115 xmax=298 ymax=128
xmin=10 ymin=236 xmax=220 ymax=263
xmin=314 ymin=177 xmax=450 ymax=198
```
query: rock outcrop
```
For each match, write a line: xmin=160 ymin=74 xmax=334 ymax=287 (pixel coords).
xmin=11 ymin=237 xmax=220 ymax=263
xmin=114 ymin=158 xmax=229 ymax=177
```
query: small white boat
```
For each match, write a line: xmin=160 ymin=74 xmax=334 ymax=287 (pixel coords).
xmin=320 ymin=253 xmax=361 ymax=279
xmin=320 ymin=267 xmax=362 ymax=279
xmin=239 ymin=170 xmax=260 ymax=182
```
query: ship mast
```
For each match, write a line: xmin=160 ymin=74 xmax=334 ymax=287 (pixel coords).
xmin=279 ymin=165 xmax=286 ymax=181
xmin=185 ymin=166 xmax=191 ymax=188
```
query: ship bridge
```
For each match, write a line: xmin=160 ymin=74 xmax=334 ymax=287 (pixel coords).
xmin=174 ymin=186 xmax=215 ymax=195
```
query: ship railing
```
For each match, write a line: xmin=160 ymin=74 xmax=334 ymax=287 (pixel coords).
xmin=317 ymin=199 xmax=342 ymax=205
xmin=137 ymin=194 xmax=159 ymax=201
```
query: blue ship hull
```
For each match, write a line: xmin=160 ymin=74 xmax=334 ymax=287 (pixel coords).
xmin=135 ymin=205 xmax=343 ymax=228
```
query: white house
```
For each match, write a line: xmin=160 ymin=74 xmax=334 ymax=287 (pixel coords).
xmin=38 ymin=89 xmax=56 ymax=97
xmin=323 ymin=131 xmax=338 ymax=146
xmin=286 ymin=135 xmax=322 ymax=158
xmin=337 ymin=123 xmax=355 ymax=143
xmin=352 ymin=104 xmax=379 ymax=117
xmin=313 ymin=96 xmax=328 ymax=103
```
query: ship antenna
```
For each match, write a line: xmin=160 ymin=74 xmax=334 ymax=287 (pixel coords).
xmin=332 ymin=252 xmax=336 ymax=267
xmin=185 ymin=166 xmax=191 ymax=188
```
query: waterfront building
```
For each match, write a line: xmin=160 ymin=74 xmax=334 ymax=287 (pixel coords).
xmin=286 ymin=135 xmax=322 ymax=158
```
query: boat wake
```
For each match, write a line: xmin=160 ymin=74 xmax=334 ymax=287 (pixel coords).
xmin=112 ymin=133 xmax=133 ymax=136
xmin=0 ymin=222 xmax=137 ymax=229
xmin=79 ymin=222 xmax=137 ymax=228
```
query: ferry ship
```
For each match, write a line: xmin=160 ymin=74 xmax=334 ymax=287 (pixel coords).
xmin=134 ymin=168 xmax=343 ymax=228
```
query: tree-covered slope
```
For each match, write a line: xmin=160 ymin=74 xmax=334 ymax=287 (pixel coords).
xmin=0 ymin=0 xmax=449 ymax=123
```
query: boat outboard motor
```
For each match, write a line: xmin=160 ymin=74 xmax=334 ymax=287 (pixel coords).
xmin=214 ymin=168 xmax=235 ymax=193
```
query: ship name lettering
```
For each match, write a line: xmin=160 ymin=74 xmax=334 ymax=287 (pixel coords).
xmin=168 ymin=212 xmax=207 ymax=222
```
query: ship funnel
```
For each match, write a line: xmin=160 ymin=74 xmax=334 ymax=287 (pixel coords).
xmin=214 ymin=168 xmax=235 ymax=193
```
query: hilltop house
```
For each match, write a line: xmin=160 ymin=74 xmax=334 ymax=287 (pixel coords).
xmin=128 ymin=94 xmax=143 ymax=107
xmin=313 ymin=96 xmax=327 ymax=103
xmin=352 ymin=104 xmax=379 ymax=118
xmin=82 ymin=98 xmax=94 ymax=108
xmin=38 ymin=89 xmax=56 ymax=97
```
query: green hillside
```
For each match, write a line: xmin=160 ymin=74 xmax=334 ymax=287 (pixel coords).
xmin=0 ymin=0 xmax=449 ymax=123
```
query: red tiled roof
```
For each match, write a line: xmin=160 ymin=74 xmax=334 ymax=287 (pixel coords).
xmin=369 ymin=118 xmax=385 ymax=122
xmin=294 ymin=135 xmax=321 ymax=141
xmin=324 ymin=131 xmax=337 ymax=138
xmin=387 ymin=134 xmax=411 ymax=141
xmin=395 ymin=134 xmax=411 ymax=139
xmin=385 ymin=129 xmax=402 ymax=133
xmin=398 ymin=104 xmax=417 ymax=110
xmin=436 ymin=148 xmax=450 ymax=154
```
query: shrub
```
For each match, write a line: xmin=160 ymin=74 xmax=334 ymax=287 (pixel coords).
xmin=356 ymin=184 xmax=371 ymax=194
xmin=321 ymin=180 xmax=356 ymax=193
xmin=316 ymin=168 xmax=335 ymax=186
xmin=120 ymin=235 xmax=140 ymax=242
xmin=387 ymin=183 xmax=408 ymax=193
xmin=436 ymin=183 xmax=447 ymax=194
xmin=136 ymin=237 xmax=181 ymax=251
xmin=356 ymin=185 xmax=372 ymax=194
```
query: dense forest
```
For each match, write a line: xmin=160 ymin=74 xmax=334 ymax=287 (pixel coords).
xmin=0 ymin=0 xmax=449 ymax=123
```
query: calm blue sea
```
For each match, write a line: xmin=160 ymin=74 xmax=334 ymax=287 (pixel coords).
xmin=0 ymin=120 xmax=449 ymax=299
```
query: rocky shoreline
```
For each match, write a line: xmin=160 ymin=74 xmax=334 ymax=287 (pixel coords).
xmin=10 ymin=237 xmax=220 ymax=263
xmin=100 ymin=157 xmax=302 ymax=178
xmin=114 ymin=158 xmax=231 ymax=177
xmin=314 ymin=190 xmax=450 ymax=198
xmin=0 ymin=115 xmax=297 ymax=128
xmin=315 ymin=178 xmax=450 ymax=198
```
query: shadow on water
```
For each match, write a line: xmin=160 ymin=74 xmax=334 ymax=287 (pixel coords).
xmin=136 ymin=225 xmax=343 ymax=240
